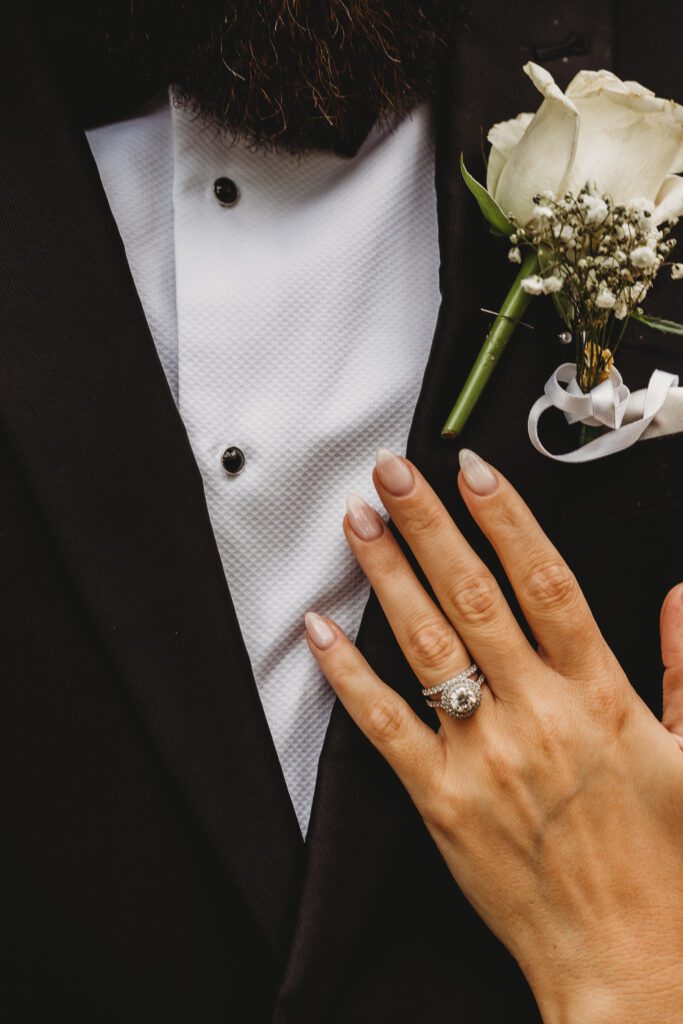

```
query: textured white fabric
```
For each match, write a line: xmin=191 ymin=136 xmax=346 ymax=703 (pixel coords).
xmin=86 ymin=90 xmax=441 ymax=834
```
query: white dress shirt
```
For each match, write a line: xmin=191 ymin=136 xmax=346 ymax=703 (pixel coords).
xmin=86 ymin=89 xmax=441 ymax=834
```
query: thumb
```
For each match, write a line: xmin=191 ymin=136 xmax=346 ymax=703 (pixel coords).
xmin=661 ymin=583 xmax=683 ymax=750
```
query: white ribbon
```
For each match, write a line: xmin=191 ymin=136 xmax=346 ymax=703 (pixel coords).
xmin=528 ymin=362 xmax=679 ymax=463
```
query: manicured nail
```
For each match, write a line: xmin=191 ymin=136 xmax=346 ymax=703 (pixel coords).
xmin=304 ymin=611 xmax=336 ymax=650
xmin=375 ymin=447 xmax=414 ymax=496
xmin=458 ymin=449 xmax=498 ymax=496
xmin=346 ymin=492 xmax=384 ymax=541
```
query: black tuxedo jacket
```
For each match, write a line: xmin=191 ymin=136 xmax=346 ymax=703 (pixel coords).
xmin=2 ymin=2 xmax=682 ymax=1021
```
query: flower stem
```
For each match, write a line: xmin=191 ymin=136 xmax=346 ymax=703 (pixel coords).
xmin=441 ymin=249 xmax=539 ymax=438
xmin=578 ymin=423 xmax=602 ymax=447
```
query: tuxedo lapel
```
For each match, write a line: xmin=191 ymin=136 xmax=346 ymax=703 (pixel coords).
xmin=274 ymin=2 xmax=615 ymax=1018
xmin=0 ymin=7 xmax=302 ymax=955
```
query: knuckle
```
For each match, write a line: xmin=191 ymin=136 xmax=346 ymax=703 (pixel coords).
xmin=334 ymin=660 xmax=365 ymax=697
xmin=368 ymin=538 xmax=405 ymax=578
xmin=422 ymin=772 xmax=463 ymax=834
xmin=524 ymin=558 xmax=577 ymax=611
xmin=528 ymin=697 xmax=570 ymax=754
xmin=398 ymin=498 xmax=445 ymax=541
xmin=480 ymin=737 xmax=525 ymax=786
xmin=366 ymin=694 xmax=409 ymax=745
xmin=489 ymin=497 xmax=522 ymax=535
xmin=450 ymin=572 xmax=501 ymax=627
xmin=481 ymin=738 xmax=512 ymax=777
xmin=407 ymin=619 xmax=458 ymax=671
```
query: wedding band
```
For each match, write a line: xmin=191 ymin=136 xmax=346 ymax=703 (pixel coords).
xmin=422 ymin=663 xmax=485 ymax=719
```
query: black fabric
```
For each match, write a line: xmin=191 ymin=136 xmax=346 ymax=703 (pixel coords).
xmin=28 ymin=0 xmax=167 ymax=131
xmin=1 ymin=1 xmax=682 ymax=1022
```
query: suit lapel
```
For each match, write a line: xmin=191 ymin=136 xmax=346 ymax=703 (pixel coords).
xmin=0 ymin=6 xmax=302 ymax=955
xmin=274 ymin=1 xmax=615 ymax=1017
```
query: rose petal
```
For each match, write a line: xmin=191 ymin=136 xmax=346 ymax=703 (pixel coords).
xmin=653 ymin=174 xmax=683 ymax=223
xmin=565 ymin=68 xmax=638 ymax=99
xmin=486 ymin=111 xmax=534 ymax=196
xmin=565 ymin=88 xmax=683 ymax=203
xmin=492 ymin=63 xmax=579 ymax=224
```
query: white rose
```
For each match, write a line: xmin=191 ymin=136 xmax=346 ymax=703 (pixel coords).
xmin=671 ymin=262 xmax=683 ymax=279
xmin=486 ymin=63 xmax=683 ymax=227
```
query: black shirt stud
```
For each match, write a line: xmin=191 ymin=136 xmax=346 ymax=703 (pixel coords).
xmin=213 ymin=177 xmax=240 ymax=207
xmin=221 ymin=446 xmax=246 ymax=476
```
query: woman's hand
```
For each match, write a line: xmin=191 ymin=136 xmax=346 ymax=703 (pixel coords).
xmin=304 ymin=447 xmax=683 ymax=1024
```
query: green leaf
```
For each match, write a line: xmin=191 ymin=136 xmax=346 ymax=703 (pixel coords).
xmin=550 ymin=291 xmax=574 ymax=328
xmin=460 ymin=153 xmax=513 ymax=237
xmin=630 ymin=311 xmax=683 ymax=336
xmin=479 ymin=126 xmax=489 ymax=172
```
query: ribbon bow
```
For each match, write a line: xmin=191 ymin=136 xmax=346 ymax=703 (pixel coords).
xmin=528 ymin=362 xmax=679 ymax=463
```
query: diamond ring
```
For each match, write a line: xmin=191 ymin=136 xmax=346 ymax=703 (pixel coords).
xmin=421 ymin=664 xmax=485 ymax=719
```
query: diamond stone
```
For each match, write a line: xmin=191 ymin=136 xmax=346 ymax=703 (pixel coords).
xmin=441 ymin=679 xmax=482 ymax=718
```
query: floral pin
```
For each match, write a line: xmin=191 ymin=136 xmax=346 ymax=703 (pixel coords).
xmin=442 ymin=63 xmax=683 ymax=461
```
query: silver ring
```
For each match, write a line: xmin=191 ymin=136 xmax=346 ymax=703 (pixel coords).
xmin=422 ymin=663 xmax=485 ymax=719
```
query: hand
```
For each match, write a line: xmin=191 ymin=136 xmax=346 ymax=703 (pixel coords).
xmin=304 ymin=448 xmax=683 ymax=1024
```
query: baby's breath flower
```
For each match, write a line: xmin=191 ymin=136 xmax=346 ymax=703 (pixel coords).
xmin=532 ymin=204 xmax=555 ymax=220
xmin=542 ymin=275 xmax=563 ymax=294
xmin=595 ymin=287 xmax=617 ymax=309
xmin=630 ymin=245 xmax=658 ymax=269
xmin=629 ymin=282 xmax=649 ymax=304
xmin=579 ymin=194 xmax=609 ymax=224
xmin=627 ymin=197 xmax=656 ymax=229
xmin=505 ymin=177 xmax=681 ymax=392
xmin=521 ymin=275 xmax=545 ymax=296
xmin=617 ymin=222 xmax=637 ymax=243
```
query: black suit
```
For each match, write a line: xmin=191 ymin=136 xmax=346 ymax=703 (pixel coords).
xmin=2 ymin=2 xmax=682 ymax=1020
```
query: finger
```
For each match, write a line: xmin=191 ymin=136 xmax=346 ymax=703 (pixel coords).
xmin=373 ymin=448 xmax=536 ymax=694
xmin=661 ymin=583 xmax=683 ymax=750
xmin=344 ymin=493 xmax=470 ymax=681
xmin=343 ymin=493 xmax=493 ymax=731
xmin=303 ymin=611 xmax=445 ymax=800
xmin=456 ymin=449 xmax=609 ymax=676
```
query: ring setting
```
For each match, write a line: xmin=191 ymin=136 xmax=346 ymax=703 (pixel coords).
xmin=422 ymin=664 xmax=485 ymax=719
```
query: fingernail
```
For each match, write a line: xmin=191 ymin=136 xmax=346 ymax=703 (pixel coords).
xmin=346 ymin=492 xmax=384 ymax=541
xmin=304 ymin=611 xmax=336 ymax=650
xmin=458 ymin=449 xmax=498 ymax=496
xmin=375 ymin=447 xmax=414 ymax=496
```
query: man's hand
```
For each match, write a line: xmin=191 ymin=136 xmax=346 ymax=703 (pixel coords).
xmin=304 ymin=447 xmax=683 ymax=1024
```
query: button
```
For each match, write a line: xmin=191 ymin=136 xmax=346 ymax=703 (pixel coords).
xmin=213 ymin=177 xmax=240 ymax=207
xmin=221 ymin=446 xmax=245 ymax=475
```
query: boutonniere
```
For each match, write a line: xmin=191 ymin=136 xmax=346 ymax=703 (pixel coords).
xmin=442 ymin=62 xmax=683 ymax=462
